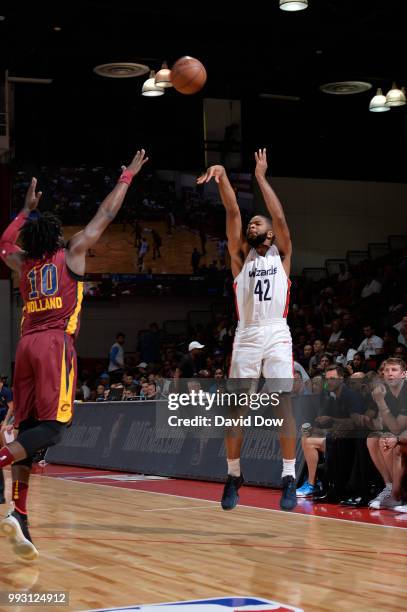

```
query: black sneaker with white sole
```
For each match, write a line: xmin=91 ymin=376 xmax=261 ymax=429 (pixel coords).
xmin=0 ymin=508 xmax=39 ymax=561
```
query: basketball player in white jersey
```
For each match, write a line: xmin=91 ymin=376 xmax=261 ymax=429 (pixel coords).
xmin=197 ymin=148 xmax=297 ymax=511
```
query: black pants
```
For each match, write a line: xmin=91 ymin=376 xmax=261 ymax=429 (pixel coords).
xmin=324 ymin=435 xmax=356 ymax=496
xmin=347 ymin=436 xmax=383 ymax=497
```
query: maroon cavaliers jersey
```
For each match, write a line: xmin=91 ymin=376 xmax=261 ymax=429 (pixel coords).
xmin=19 ymin=249 xmax=84 ymax=337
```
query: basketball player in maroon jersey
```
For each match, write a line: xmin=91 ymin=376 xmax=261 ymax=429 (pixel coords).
xmin=0 ymin=150 xmax=148 ymax=559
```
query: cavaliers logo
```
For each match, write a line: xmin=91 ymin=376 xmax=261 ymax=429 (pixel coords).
xmin=60 ymin=403 xmax=71 ymax=412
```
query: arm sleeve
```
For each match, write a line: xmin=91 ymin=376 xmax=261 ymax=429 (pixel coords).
xmin=0 ymin=212 xmax=29 ymax=262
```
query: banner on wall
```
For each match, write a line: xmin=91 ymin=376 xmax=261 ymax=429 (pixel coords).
xmin=45 ymin=393 xmax=323 ymax=486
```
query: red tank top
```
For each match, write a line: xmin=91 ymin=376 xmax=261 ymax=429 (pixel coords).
xmin=19 ymin=249 xmax=84 ymax=337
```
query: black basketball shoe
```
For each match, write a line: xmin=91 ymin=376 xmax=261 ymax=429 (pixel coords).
xmin=221 ymin=474 xmax=244 ymax=510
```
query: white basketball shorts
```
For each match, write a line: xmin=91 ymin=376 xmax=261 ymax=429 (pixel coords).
xmin=229 ymin=319 xmax=293 ymax=392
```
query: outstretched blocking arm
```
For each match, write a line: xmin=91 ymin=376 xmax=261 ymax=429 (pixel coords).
xmin=254 ymin=148 xmax=292 ymax=275
xmin=66 ymin=150 xmax=148 ymax=276
xmin=0 ymin=178 xmax=43 ymax=275
xmin=197 ymin=165 xmax=247 ymax=278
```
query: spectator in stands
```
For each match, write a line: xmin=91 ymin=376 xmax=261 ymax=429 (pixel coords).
xmin=311 ymin=376 xmax=324 ymax=395
xmin=136 ymin=362 xmax=148 ymax=377
xmin=305 ymin=324 xmax=318 ymax=343
xmin=361 ymin=273 xmax=382 ymax=299
xmin=80 ymin=371 xmax=92 ymax=401
xmin=95 ymin=384 xmax=107 ymax=402
xmin=315 ymin=353 xmax=333 ymax=375
xmin=75 ymin=383 xmax=85 ymax=401
xmin=191 ymin=248 xmax=201 ymax=274
xmin=335 ymin=339 xmax=356 ymax=368
xmin=345 ymin=351 xmax=368 ymax=375
xmin=146 ymin=381 xmax=159 ymax=400
xmin=98 ymin=372 xmax=111 ymax=388
xmin=139 ymin=382 xmax=150 ymax=400
xmin=154 ymin=369 xmax=172 ymax=398
xmin=394 ymin=345 xmax=407 ymax=361
xmin=302 ymin=365 xmax=365 ymax=502
xmin=121 ymin=371 xmax=139 ymax=400
xmin=0 ymin=374 xmax=9 ymax=388
xmin=396 ymin=315 xmax=407 ymax=348
xmin=162 ymin=360 xmax=175 ymax=379
xmin=108 ymin=333 xmax=125 ymax=382
xmin=337 ymin=371 xmax=384 ymax=507
xmin=358 ymin=325 xmax=384 ymax=360
xmin=298 ymin=344 xmax=313 ymax=371
xmin=294 ymin=361 xmax=311 ymax=386
xmin=367 ymin=358 xmax=407 ymax=509
xmin=174 ymin=341 xmax=205 ymax=390
xmin=382 ymin=328 xmax=399 ymax=359
xmin=328 ymin=318 xmax=343 ymax=344
xmin=309 ymin=339 xmax=326 ymax=376
xmin=213 ymin=349 xmax=225 ymax=370
xmin=341 ymin=311 xmax=358 ymax=344
xmin=292 ymin=370 xmax=311 ymax=396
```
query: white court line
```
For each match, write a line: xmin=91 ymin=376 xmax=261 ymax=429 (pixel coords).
xmin=32 ymin=473 xmax=407 ymax=531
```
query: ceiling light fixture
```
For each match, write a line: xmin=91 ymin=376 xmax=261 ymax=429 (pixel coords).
xmin=385 ymin=82 xmax=406 ymax=107
xmin=369 ymin=88 xmax=390 ymax=113
xmin=93 ymin=63 xmax=150 ymax=79
xmin=279 ymin=0 xmax=308 ymax=11
xmin=142 ymin=71 xmax=165 ymax=97
xmin=155 ymin=61 xmax=172 ymax=88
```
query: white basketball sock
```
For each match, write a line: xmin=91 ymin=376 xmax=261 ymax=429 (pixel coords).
xmin=282 ymin=458 xmax=296 ymax=479
xmin=227 ymin=458 xmax=241 ymax=477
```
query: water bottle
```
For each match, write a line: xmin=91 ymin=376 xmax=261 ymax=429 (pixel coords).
xmin=301 ymin=422 xmax=312 ymax=437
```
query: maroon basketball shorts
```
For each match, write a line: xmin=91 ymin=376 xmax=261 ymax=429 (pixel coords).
xmin=13 ymin=330 xmax=76 ymax=427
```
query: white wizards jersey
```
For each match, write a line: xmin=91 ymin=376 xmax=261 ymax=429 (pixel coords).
xmin=233 ymin=245 xmax=291 ymax=325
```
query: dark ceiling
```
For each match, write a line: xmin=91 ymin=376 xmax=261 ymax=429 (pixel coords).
xmin=1 ymin=0 xmax=407 ymax=180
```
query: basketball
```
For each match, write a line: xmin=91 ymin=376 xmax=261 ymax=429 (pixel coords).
xmin=170 ymin=56 xmax=207 ymax=94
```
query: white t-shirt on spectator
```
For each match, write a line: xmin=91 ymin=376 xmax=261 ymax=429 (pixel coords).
xmin=361 ymin=279 xmax=381 ymax=299
xmin=81 ymin=383 xmax=91 ymax=400
xmin=336 ymin=348 xmax=357 ymax=367
xmin=358 ymin=335 xmax=383 ymax=359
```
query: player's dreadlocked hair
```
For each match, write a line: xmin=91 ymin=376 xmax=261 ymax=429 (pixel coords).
xmin=20 ymin=212 xmax=63 ymax=260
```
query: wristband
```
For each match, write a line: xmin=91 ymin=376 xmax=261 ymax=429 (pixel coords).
xmin=118 ymin=169 xmax=134 ymax=185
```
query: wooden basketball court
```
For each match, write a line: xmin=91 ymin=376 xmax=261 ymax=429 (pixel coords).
xmin=0 ymin=466 xmax=406 ymax=611
xmin=63 ymin=223 xmax=221 ymax=275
